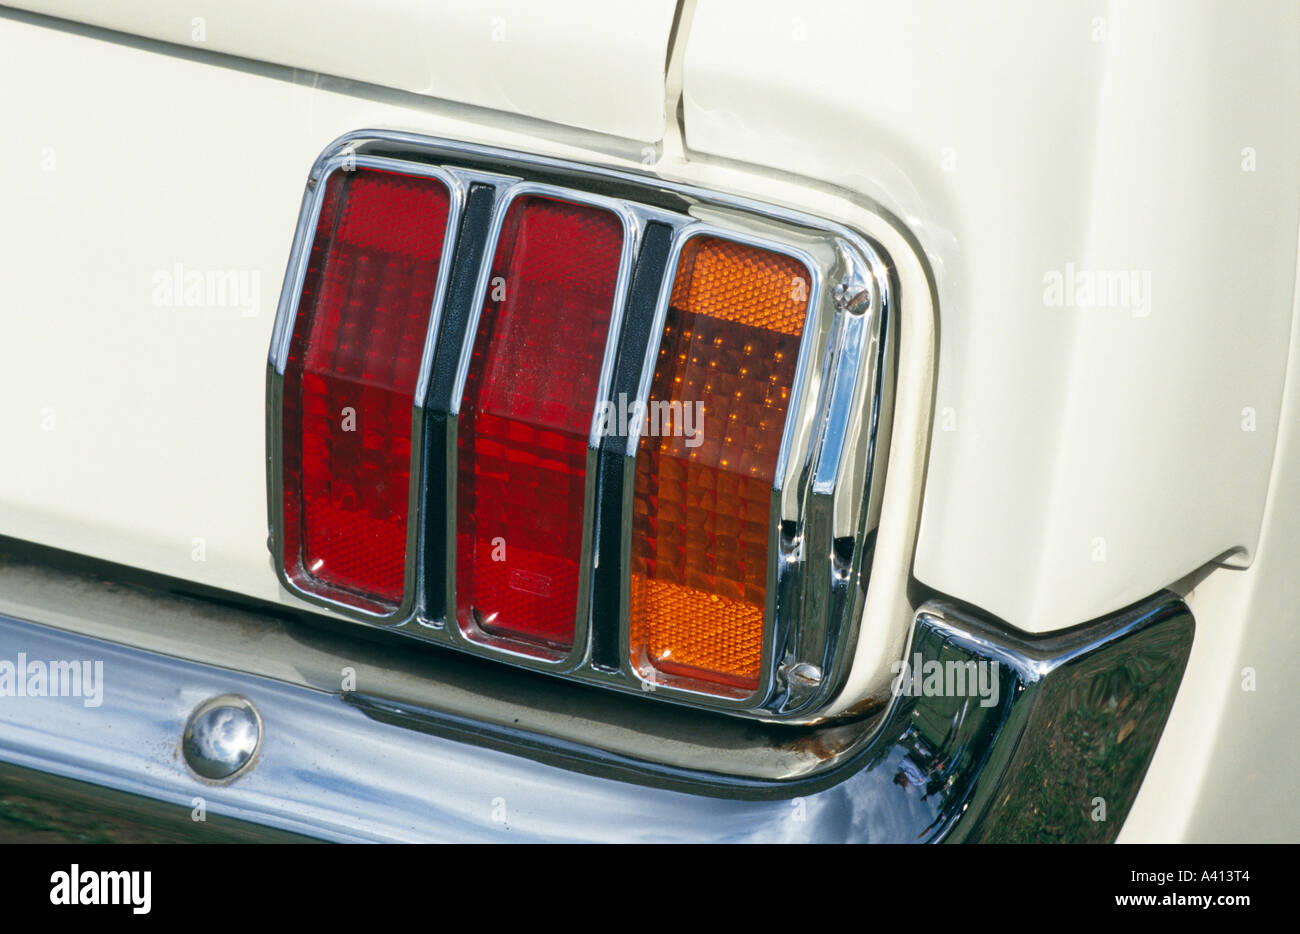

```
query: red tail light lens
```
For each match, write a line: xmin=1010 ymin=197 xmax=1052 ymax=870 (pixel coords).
xmin=455 ymin=196 xmax=624 ymax=656
xmin=280 ymin=167 xmax=452 ymax=613
xmin=630 ymin=236 xmax=811 ymax=694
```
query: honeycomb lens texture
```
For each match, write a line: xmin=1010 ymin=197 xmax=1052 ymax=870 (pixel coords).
xmin=281 ymin=167 xmax=451 ymax=613
xmin=630 ymin=236 xmax=810 ymax=692
xmin=456 ymin=196 xmax=623 ymax=654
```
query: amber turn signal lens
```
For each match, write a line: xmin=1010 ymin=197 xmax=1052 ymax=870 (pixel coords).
xmin=630 ymin=236 xmax=811 ymax=694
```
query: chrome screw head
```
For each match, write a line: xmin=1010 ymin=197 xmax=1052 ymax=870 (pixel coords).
xmin=182 ymin=694 xmax=262 ymax=781
xmin=784 ymin=662 xmax=824 ymax=688
xmin=832 ymin=279 xmax=873 ymax=314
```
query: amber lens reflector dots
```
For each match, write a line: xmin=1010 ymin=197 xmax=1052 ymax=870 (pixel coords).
xmin=630 ymin=236 xmax=812 ymax=694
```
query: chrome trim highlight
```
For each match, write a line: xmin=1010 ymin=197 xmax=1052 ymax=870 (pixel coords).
xmin=919 ymin=595 xmax=1195 ymax=842
xmin=0 ymin=591 xmax=1193 ymax=841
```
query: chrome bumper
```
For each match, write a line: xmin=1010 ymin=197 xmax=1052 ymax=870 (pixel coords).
xmin=0 ymin=594 xmax=1192 ymax=842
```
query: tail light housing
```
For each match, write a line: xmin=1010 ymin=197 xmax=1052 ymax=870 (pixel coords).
xmin=268 ymin=133 xmax=894 ymax=719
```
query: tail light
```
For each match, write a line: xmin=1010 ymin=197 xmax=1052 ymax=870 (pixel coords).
xmin=277 ymin=166 xmax=454 ymax=615
xmin=456 ymin=195 xmax=625 ymax=657
xmin=268 ymin=134 xmax=893 ymax=719
xmin=630 ymin=237 xmax=810 ymax=695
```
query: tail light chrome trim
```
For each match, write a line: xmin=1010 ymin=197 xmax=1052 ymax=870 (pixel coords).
xmin=267 ymin=130 xmax=895 ymax=720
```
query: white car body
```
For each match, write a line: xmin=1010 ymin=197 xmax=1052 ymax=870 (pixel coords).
xmin=0 ymin=0 xmax=1296 ymax=842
